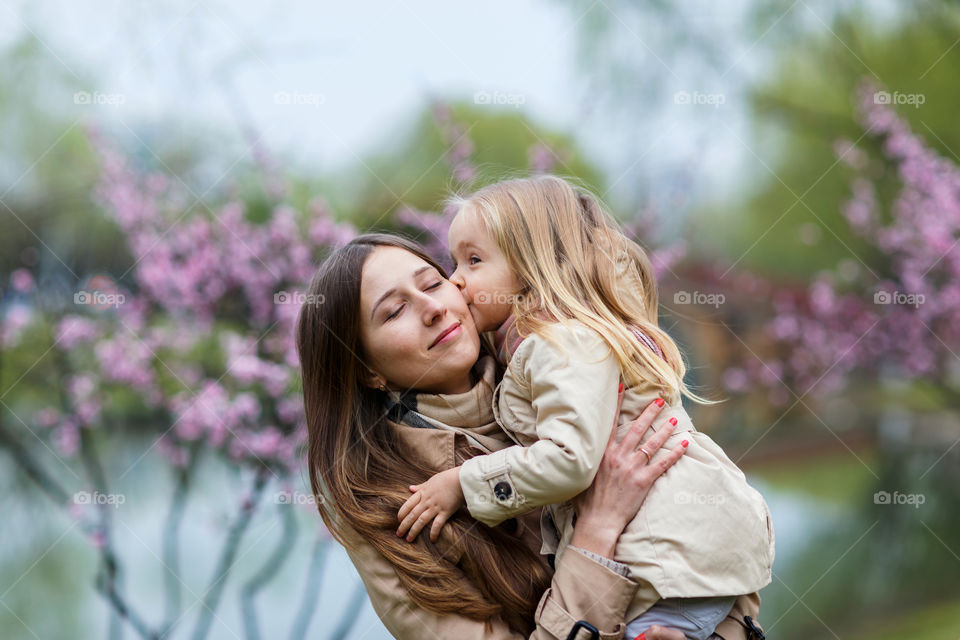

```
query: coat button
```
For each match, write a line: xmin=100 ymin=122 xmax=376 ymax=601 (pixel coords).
xmin=493 ymin=481 xmax=512 ymax=501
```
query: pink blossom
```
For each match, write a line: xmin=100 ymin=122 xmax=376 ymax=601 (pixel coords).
xmin=731 ymin=82 xmax=960 ymax=398
xmin=57 ymin=315 xmax=102 ymax=349
xmin=32 ymin=408 xmax=62 ymax=428
xmin=2 ymin=305 xmax=32 ymax=347
xmin=10 ymin=268 xmax=34 ymax=293
xmin=53 ymin=420 xmax=80 ymax=457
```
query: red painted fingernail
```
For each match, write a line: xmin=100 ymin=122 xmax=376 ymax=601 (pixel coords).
xmin=669 ymin=417 xmax=678 ymax=426
xmin=618 ymin=382 xmax=624 ymax=392
xmin=654 ymin=398 xmax=664 ymax=407
xmin=682 ymin=439 xmax=689 ymax=447
xmin=633 ymin=633 xmax=646 ymax=640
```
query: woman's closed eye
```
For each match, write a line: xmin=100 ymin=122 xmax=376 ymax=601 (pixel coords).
xmin=385 ymin=281 xmax=443 ymax=321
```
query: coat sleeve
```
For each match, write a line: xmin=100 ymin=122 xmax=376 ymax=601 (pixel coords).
xmin=342 ymin=528 xmax=637 ymax=640
xmin=459 ymin=324 xmax=621 ymax=526
xmin=713 ymin=592 xmax=763 ymax=640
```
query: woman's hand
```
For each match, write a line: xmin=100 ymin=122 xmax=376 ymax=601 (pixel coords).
xmin=633 ymin=625 xmax=686 ymax=640
xmin=570 ymin=389 xmax=688 ymax=557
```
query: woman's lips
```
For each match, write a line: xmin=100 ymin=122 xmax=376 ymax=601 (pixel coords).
xmin=429 ymin=321 xmax=462 ymax=349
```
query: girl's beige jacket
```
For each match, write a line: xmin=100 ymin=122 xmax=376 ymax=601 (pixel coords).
xmin=458 ymin=323 xmax=776 ymax=623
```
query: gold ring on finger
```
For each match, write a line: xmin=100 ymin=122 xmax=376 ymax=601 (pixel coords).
xmin=638 ymin=446 xmax=652 ymax=465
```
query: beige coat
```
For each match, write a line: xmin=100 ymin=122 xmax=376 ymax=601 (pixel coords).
xmin=342 ymin=354 xmax=764 ymax=639
xmin=458 ymin=323 xmax=775 ymax=623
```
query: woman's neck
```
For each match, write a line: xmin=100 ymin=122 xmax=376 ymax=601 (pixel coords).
xmin=434 ymin=366 xmax=476 ymax=395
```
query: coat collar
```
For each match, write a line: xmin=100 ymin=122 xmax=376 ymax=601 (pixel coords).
xmin=383 ymin=355 xmax=509 ymax=455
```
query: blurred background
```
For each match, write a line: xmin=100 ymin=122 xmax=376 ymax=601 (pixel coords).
xmin=1 ymin=0 xmax=959 ymax=638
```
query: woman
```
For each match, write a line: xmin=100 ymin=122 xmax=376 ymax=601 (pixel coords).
xmin=296 ymin=233 xmax=763 ymax=639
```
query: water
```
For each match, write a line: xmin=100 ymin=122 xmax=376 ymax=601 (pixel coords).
xmin=0 ymin=431 xmax=831 ymax=639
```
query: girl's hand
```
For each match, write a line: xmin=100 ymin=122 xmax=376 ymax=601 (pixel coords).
xmin=571 ymin=390 xmax=688 ymax=555
xmin=397 ymin=466 xmax=464 ymax=543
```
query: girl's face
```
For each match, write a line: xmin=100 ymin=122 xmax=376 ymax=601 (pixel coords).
xmin=448 ymin=205 xmax=523 ymax=333
xmin=359 ymin=246 xmax=480 ymax=395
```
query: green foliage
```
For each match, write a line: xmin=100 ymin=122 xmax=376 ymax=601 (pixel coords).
xmin=717 ymin=8 xmax=960 ymax=277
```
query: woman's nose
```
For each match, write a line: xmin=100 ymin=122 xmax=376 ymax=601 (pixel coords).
xmin=421 ymin=294 xmax=445 ymax=324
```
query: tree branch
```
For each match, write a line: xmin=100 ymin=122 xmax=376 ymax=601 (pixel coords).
xmin=240 ymin=503 xmax=298 ymax=640
xmin=287 ymin=533 xmax=331 ymax=640
xmin=190 ymin=467 xmax=271 ymax=640
xmin=159 ymin=439 xmax=204 ymax=638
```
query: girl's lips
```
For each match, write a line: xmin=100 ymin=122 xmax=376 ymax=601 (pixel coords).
xmin=429 ymin=321 xmax=462 ymax=349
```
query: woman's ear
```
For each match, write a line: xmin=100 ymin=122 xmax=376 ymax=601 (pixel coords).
xmin=362 ymin=368 xmax=387 ymax=391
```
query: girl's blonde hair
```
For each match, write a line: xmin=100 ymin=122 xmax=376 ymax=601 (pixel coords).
xmin=449 ymin=174 xmax=714 ymax=405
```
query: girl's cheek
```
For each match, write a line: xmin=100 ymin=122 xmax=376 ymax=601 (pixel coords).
xmin=466 ymin=304 xmax=485 ymax=329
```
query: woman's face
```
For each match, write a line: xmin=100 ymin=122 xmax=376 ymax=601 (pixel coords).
xmin=359 ymin=246 xmax=481 ymax=395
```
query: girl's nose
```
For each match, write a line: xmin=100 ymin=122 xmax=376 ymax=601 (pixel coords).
xmin=448 ymin=270 xmax=465 ymax=290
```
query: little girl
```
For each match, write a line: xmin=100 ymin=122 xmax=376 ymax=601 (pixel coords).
xmin=397 ymin=175 xmax=774 ymax=640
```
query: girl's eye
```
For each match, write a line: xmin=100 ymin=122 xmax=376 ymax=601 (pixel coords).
xmin=469 ymin=255 xmax=481 ymax=265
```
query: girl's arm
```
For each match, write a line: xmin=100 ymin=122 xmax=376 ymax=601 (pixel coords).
xmin=459 ymin=323 xmax=627 ymax=526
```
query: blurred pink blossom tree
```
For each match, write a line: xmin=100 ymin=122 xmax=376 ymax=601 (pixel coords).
xmin=722 ymin=83 xmax=960 ymax=406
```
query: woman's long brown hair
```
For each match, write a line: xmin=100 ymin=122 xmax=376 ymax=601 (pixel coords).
xmin=296 ymin=233 xmax=551 ymax=633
